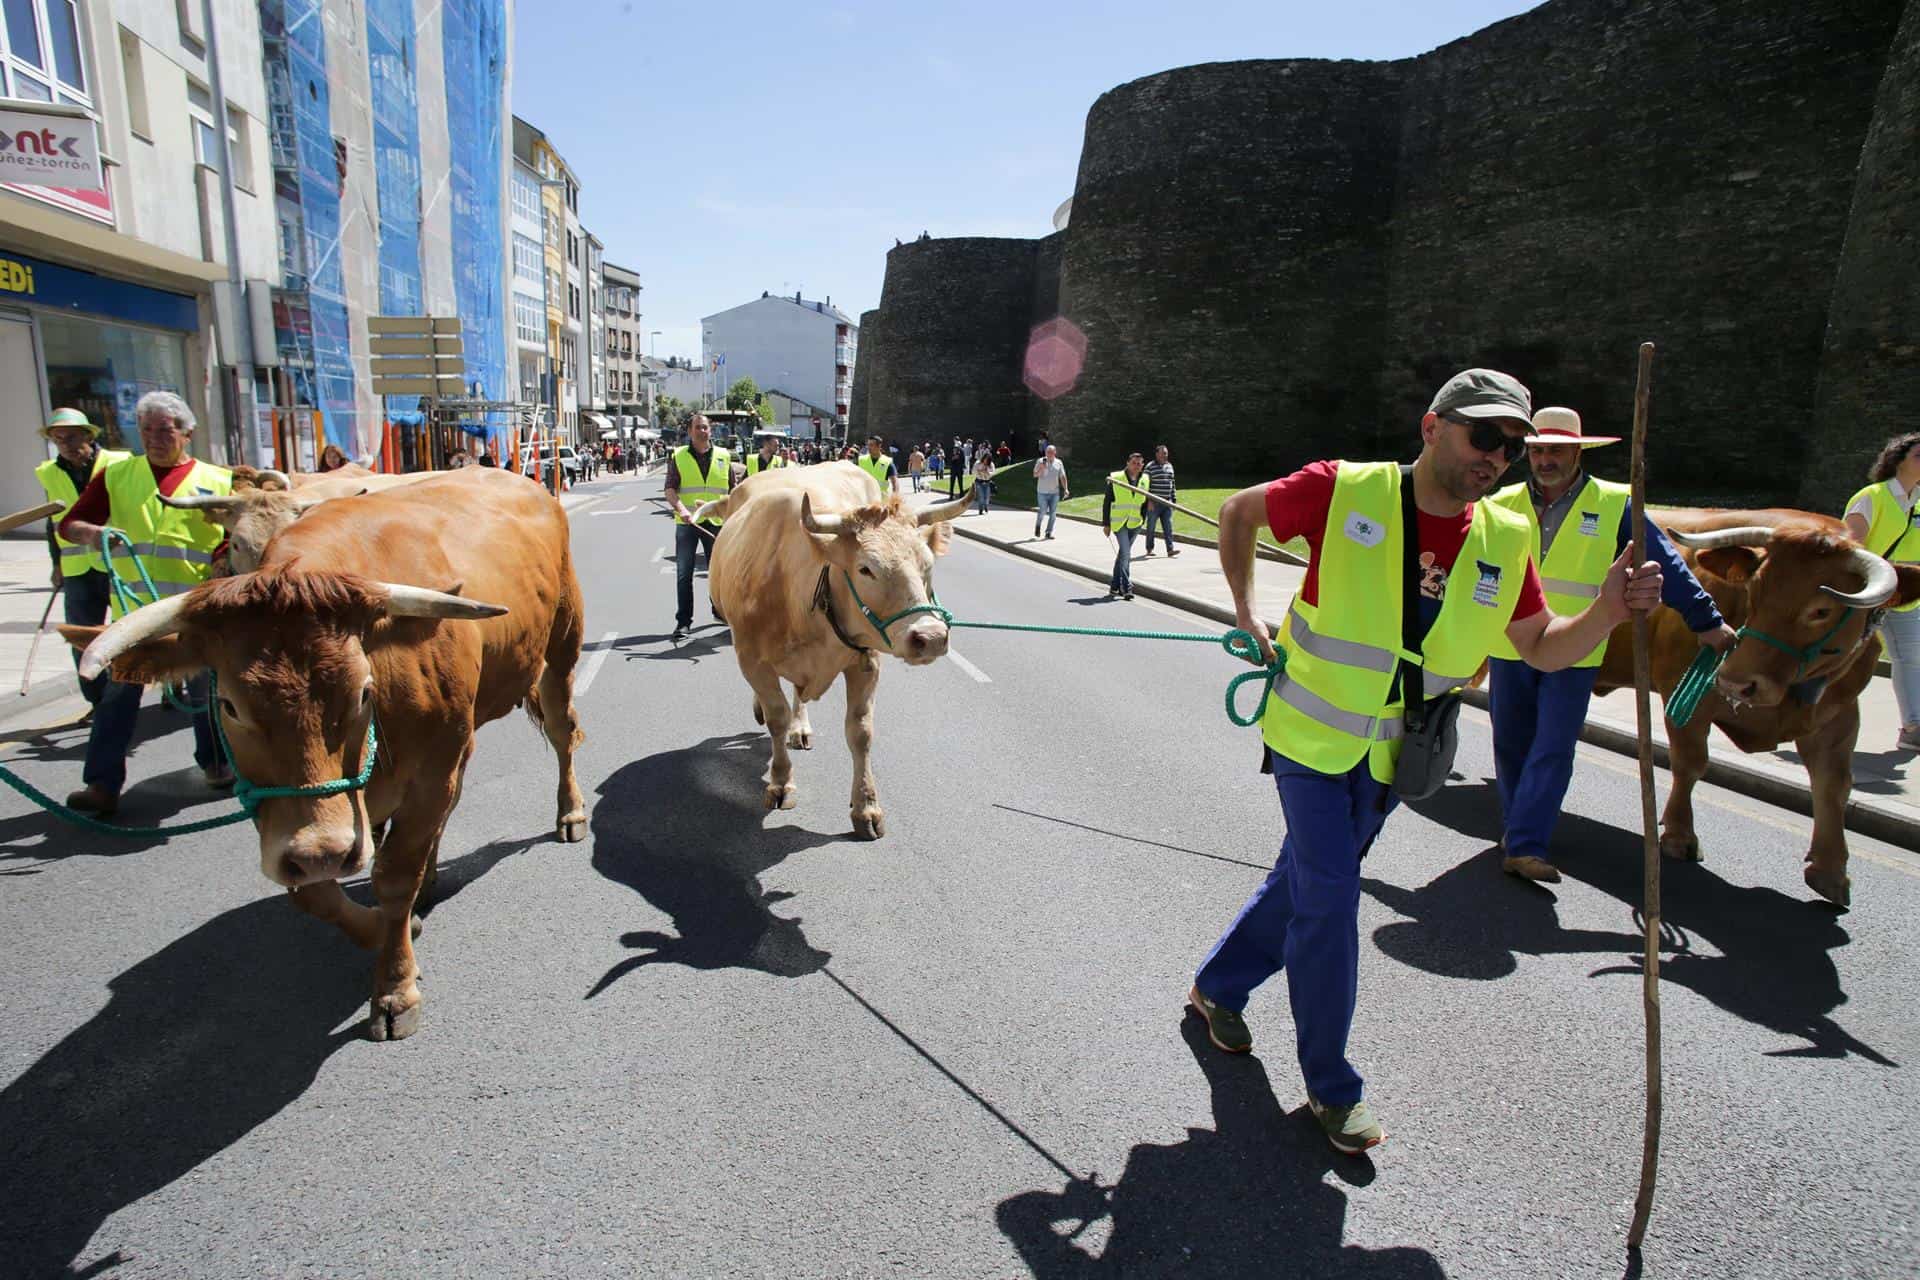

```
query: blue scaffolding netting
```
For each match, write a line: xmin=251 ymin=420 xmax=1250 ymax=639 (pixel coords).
xmin=443 ymin=0 xmax=510 ymax=451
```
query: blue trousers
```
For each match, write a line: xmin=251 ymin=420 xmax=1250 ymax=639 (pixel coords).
xmin=84 ymin=671 xmax=220 ymax=795
xmin=1034 ymin=492 xmax=1060 ymax=536
xmin=1488 ymin=658 xmax=1600 ymax=863
xmin=674 ymin=522 xmax=714 ymax=629
xmin=1109 ymin=527 xmax=1137 ymax=592
xmin=1142 ymin=502 xmax=1175 ymax=552
xmin=61 ymin=568 xmax=111 ymax=704
xmin=1195 ymin=751 xmax=1396 ymax=1107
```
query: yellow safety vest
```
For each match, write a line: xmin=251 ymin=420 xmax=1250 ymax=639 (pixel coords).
xmin=1109 ymin=471 xmax=1147 ymax=530
xmin=1263 ymin=461 xmax=1531 ymax=784
xmin=672 ymin=446 xmax=731 ymax=525
xmin=857 ymin=453 xmax=894 ymax=490
xmin=745 ymin=452 xmax=787 ymax=476
xmin=101 ymin=455 xmax=232 ymax=618
xmin=1848 ymin=481 xmax=1920 ymax=613
xmin=36 ymin=448 xmax=129 ymax=574
xmin=1486 ymin=475 xmax=1629 ymax=666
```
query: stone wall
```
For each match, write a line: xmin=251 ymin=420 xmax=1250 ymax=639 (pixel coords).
xmin=855 ymin=0 xmax=1915 ymax=508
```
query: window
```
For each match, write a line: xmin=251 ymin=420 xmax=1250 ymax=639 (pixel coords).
xmin=226 ymin=104 xmax=255 ymax=191
xmin=606 ymin=331 xmax=616 ymax=356
xmin=3 ymin=0 xmax=90 ymax=105
xmin=512 ymin=232 xmax=541 ymax=285
xmin=510 ymin=168 xmax=540 ymax=224
xmin=119 ymin=26 xmax=148 ymax=138
xmin=514 ymin=295 xmax=541 ymax=345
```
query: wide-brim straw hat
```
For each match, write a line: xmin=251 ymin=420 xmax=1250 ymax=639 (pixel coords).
xmin=1523 ymin=406 xmax=1618 ymax=448
xmin=40 ymin=407 xmax=99 ymax=440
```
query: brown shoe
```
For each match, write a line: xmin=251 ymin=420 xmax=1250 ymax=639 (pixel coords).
xmin=66 ymin=784 xmax=119 ymax=816
xmin=1502 ymin=853 xmax=1562 ymax=883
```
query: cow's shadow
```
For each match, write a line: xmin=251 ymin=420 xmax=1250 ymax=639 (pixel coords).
xmin=587 ymin=732 xmax=841 ymax=991
xmin=996 ymin=1016 xmax=1445 ymax=1278
xmin=0 ymin=837 xmax=529 ymax=1278
xmin=1371 ymin=778 xmax=1890 ymax=1063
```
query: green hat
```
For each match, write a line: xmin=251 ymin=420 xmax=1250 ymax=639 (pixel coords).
xmin=41 ymin=407 xmax=99 ymax=439
xmin=1427 ymin=368 xmax=1533 ymax=426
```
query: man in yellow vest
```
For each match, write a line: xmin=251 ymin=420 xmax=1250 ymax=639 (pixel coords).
xmin=744 ymin=431 xmax=787 ymax=477
xmin=56 ymin=391 xmax=233 ymax=815
xmin=857 ymin=435 xmax=899 ymax=495
xmin=36 ymin=408 xmax=129 ymax=704
xmin=1186 ymin=369 xmax=1663 ymax=1156
xmin=1102 ymin=451 xmax=1149 ymax=600
xmin=665 ymin=413 xmax=733 ymax=643
xmin=1486 ymin=407 xmax=1735 ymax=883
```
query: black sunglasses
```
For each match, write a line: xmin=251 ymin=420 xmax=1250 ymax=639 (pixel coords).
xmin=1444 ymin=413 xmax=1527 ymax=462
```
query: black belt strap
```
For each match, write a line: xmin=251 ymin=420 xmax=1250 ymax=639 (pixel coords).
xmin=813 ymin=566 xmax=872 ymax=654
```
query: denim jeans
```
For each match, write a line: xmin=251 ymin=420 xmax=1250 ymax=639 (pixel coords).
xmin=1109 ymin=526 xmax=1138 ymax=593
xmin=973 ymin=481 xmax=992 ymax=514
xmin=1488 ymin=658 xmax=1601 ymax=863
xmin=1035 ymin=491 xmax=1060 ymax=536
xmin=675 ymin=521 xmax=714 ymax=629
xmin=61 ymin=568 xmax=112 ymax=704
xmin=1882 ymin=605 xmax=1920 ymax=732
xmin=85 ymin=670 xmax=220 ymax=795
xmin=1142 ymin=501 xmax=1175 ymax=552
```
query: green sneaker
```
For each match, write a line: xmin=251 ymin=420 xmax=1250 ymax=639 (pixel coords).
xmin=1187 ymin=984 xmax=1252 ymax=1053
xmin=1308 ymin=1094 xmax=1386 ymax=1156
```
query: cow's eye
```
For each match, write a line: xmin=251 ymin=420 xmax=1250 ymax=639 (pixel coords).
xmin=360 ymin=685 xmax=373 ymax=712
xmin=218 ymin=698 xmax=238 ymax=720
xmin=858 ymin=565 xmax=875 ymax=577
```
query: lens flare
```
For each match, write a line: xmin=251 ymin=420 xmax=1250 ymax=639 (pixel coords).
xmin=1023 ymin=316 xmax=1087 ymax=401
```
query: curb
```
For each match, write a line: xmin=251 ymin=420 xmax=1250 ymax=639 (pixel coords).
xmin=949 ymin=521 xmax=1920 ymax=854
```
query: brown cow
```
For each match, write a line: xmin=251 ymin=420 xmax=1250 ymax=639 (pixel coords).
xmin=63 ymin=467 xmax=584 ymax=1039
xmin=1594 ymin=509 xmax=1920 ymax=908
xmin=231 ymin=463 xmax=377 ymax=491
xmin=161 ymin=469 xmax=448 ymax=574
xmin=698 ymin=463 xmax=969 ymax=836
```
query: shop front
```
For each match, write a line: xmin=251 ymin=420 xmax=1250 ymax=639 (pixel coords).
xmin=0 ymin=248 xmax=202 ymax=518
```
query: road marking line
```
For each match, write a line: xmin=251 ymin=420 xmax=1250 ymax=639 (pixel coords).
xmin=651 ymin=547 xmax=667 ymax=562
xmin=947 ymin=648 xmax=991 ymax=684
xmin=573 ymin=630 xmax=619 ymax=697
xmin=660 ymin=565 xmax=673 ymax=575
xmin=590 ymin=505 xmax=637 ymax=516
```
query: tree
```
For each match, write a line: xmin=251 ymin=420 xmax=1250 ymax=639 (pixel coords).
xmin=656 ymin=394 xmax=684 ymax=429
xmin=724 ymin=376 xmax=761 ymax=413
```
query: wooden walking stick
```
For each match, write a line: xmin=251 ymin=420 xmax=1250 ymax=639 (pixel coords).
xmin=1626 ymin=341 xmax=1663 ymax=1249
xmin=20 ymin=584 xmax=59 ymax=695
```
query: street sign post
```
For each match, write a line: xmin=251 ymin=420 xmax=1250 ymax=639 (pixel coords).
xmin=369 ymin=316 xmax=464 ymax=469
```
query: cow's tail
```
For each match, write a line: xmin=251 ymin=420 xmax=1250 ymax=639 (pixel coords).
xmin=523 ymin=663 xmax=549 ymax=730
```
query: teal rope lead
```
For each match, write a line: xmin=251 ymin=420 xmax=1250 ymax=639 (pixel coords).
xmin=98 ymin=527 xmax=207 ymax=715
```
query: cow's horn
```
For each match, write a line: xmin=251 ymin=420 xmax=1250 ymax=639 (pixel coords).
xmin=800 ymin=494 xmax=846 ymax=536
xmin=1665 ymin=525 xmax=1774 ymax=551
xmin=254 ymin=469 xmax=293 ymax=490
xmin=77 ymin=593 xmax=196 ymax=680
xmin=158 ymin=491 xmax=245 ymax=513
xmin=379 ymin=584 xmax=509 ymax=620
xmin=1820 ymin=547 xmax=1900 ymax=609
xmin=915 ymin=494 xmax=973 ymax=526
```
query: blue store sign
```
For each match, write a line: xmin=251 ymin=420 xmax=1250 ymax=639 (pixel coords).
xmin=0 ymin=248 xmax=198 ymax=332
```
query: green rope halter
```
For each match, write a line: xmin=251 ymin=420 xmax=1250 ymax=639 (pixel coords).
xmin=209 ymin=671 xmax=380 ymax=817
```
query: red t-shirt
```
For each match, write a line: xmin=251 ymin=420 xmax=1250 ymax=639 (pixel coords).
xmin=1265 ymin=460 xmax=1545 ymax=628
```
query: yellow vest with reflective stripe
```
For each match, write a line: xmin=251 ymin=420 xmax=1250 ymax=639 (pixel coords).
xmin=1109 ymin=471 xmax=1147 ymax=530
xmin=101 ymin=456 xmax=231 ymax=618
xmin=857 ymin=453 xmax=894 ymax=490
xmin=672 ymin=446 xmax=731 ymax=525
xmin=1847 ymin=481 xmax=1920 ymax=612
xmin=1262 ymin=461 xmax=1532 ymax=784
xmin=1486 ymin=475 xmax=1628 ymax=666
xmin=745 ymin=452 xmax=786 ymax=476
xmin=36 ymin=449 xmax=129 ymax=574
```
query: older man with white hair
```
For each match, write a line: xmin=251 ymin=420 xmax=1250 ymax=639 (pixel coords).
xmin=56 ymin=390 xmax=234 ymax=815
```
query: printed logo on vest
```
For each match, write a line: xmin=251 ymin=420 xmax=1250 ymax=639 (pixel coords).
xmin=1472 ymin=559 xmax=1503 ymax=607
xmin=1578 ymin=510 xmax=1600 ymax=536
xmin=1343 ymin=511 xmax=1386 ymax=548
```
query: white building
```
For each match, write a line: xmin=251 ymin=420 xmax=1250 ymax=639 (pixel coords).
xmin=509 ymin=157 xmax=545 ymax=408
xmin=701 ymin=291 xmax=856 ymax=433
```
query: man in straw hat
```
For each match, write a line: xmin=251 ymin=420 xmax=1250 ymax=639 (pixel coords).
xmin=35 ymin=408 xmax=129 ymax=704
xmin=1484 ymin=405 xmax=1735 ymax=883
xmin=1187 ymin=370 xmax=1664 ymax=1155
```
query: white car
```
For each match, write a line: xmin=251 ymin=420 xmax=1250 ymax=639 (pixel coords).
xmin=519 ymin=444 xmax=582 ymax=484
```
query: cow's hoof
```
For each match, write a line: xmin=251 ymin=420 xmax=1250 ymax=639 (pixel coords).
xmin=410 ymin=914 xmax=423 ymax=940
xmin=1804 ymin=864 xmax=1851 ymax=910
xmin=368 ymin=994 xmax=422 ymax=1042
xmin=787 ymin=727 xmax=813 ymax=750
xmin=556 ymin=810 xmax=587 ymax=842
xmin=765 ymin=784 xmax=798 ymax=811
xmin=1659 ymin=832 xmax=1702 ymax=862
xmin=753 ymin=701 xmax=766 ymax=726
xmin=852 ymin=809 xmax=886 ymax=840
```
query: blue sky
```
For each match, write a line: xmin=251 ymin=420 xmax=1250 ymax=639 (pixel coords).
xmin=512 ymin=0 xmax=1540 ymax=363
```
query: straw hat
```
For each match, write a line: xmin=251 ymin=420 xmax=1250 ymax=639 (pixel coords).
xmin=1523 ymin=406 xmax=1618 ymax=448
xmin=40 ymin=407 xmax=99 ymax=440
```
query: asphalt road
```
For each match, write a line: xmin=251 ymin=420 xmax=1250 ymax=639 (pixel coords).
xmin=1 ymin=468 xmax=1915 ymax=1279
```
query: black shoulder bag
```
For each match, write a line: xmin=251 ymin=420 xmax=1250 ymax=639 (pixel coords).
xmin=1393 ymin=465 xmax=1463 ymax=801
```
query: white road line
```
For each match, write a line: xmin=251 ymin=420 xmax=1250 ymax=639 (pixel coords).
xmin=651 ymin=547 xmax=668 ymax=562
xmin=946 ymin=648 xmax=992 ymax=684
xmin=573 ymin=630 xmax=619 ymax=697
xmin=660 ymin=565 xmax=673 ymax=575
xmin=590 ymin=505 xmax=637 ymax=516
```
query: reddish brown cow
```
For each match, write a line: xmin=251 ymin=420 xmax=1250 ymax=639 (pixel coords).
xmin=63 ymin=467 xmax=584 ymax=1039
xmin=1595 ymin=509 xmax=1920 ymax=908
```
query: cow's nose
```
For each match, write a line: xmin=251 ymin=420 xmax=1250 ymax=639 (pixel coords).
xmin=904 ymin=622 xmax=949 ymax=661
xmin=1715 ymin=669 xmax=1781 ymax=708
xmin=273 ymin=826 xmax=360 ymax=887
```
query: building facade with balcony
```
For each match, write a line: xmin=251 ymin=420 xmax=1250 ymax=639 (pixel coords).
xmin=602 ymin=259 xmax=642 ymax=428
xmin=583 ymin=228 xmax=603 ymax=416
xmin=508 ymin=155 xmax=544 ymax=406
xmin=700 ymin=291 xmax=856 ymax=438
xmin=512 ymin=113 xmax=580 ymax=442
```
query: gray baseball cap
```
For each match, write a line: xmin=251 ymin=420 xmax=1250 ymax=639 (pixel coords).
xmin=1428 ymin=368 xmax=1533 ymax=423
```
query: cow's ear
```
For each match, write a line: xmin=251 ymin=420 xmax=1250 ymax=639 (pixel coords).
xmin=1894 ymin=565 xmax=1920 ymax=610
xmin=921 ymin=520 xmax=953 ymax=557
xmin=103 ymin=634 xmax=209 ymax=686
xmin=57 ymin=624 xmax=104 ymax=651
xmin=1697 ymin=546 xmax=1761 ymax=584
xmin=809 ymin=530 xmax=857 ymax=566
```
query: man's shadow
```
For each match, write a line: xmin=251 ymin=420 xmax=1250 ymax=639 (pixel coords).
xmin=587 ymin=732 xmax=843 ymax=993
xmin=996 ymin=1016 xmax=1444 ymax=1278
xmin=0 ymin=836 xmax=526 ymax=1280
xmin=1375 ymin=779 xmax=1891 ymax=1063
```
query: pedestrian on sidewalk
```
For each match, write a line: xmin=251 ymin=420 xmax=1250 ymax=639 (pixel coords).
xmin=34 ymin=408 xmax=129 ymax=705
xmin=1141 ymin=444 xmax=1181 ymax=558
xmin=859 ymin=436 xmax=901 ymax=495
xmin=972 ymin=448 xmax=995 ymax=514
xmin=56 ymin=392 xmax=234 ymax=816
xmin=908 ymin=447 xmax=926 ymax=493
xmin=1033 ymin=445 xmax=1069 ymax=539
xmin=1103 ymin=452 xmax=1149 ymax=599
xmin=1846 ymin=432 xmax=1920 ymax=750
xmin=1186 ymin=368 xmax=1662 ymax=1156
xmin=665 ymin=413 xmax=733 ymax=643
xmin=1485 ymin=406 xmax=1734 ymax=884
xmin=949 ymin=437 xmax=964 ymax=496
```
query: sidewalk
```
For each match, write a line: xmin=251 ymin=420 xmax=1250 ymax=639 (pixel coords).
xmin=0 ymin=535 xmax=86 ymax=715
xmin=918 ymin=492 xmax=1920 ymax=851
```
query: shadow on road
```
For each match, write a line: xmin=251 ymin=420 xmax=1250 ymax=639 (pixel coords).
xmin=587 ymin=732 xmax=840 ymax=992
xmin=1372 ymin=778 xmax=1892 ymax=1064
xmin=996 ymin=1014 xmax=1444 ymax=1278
